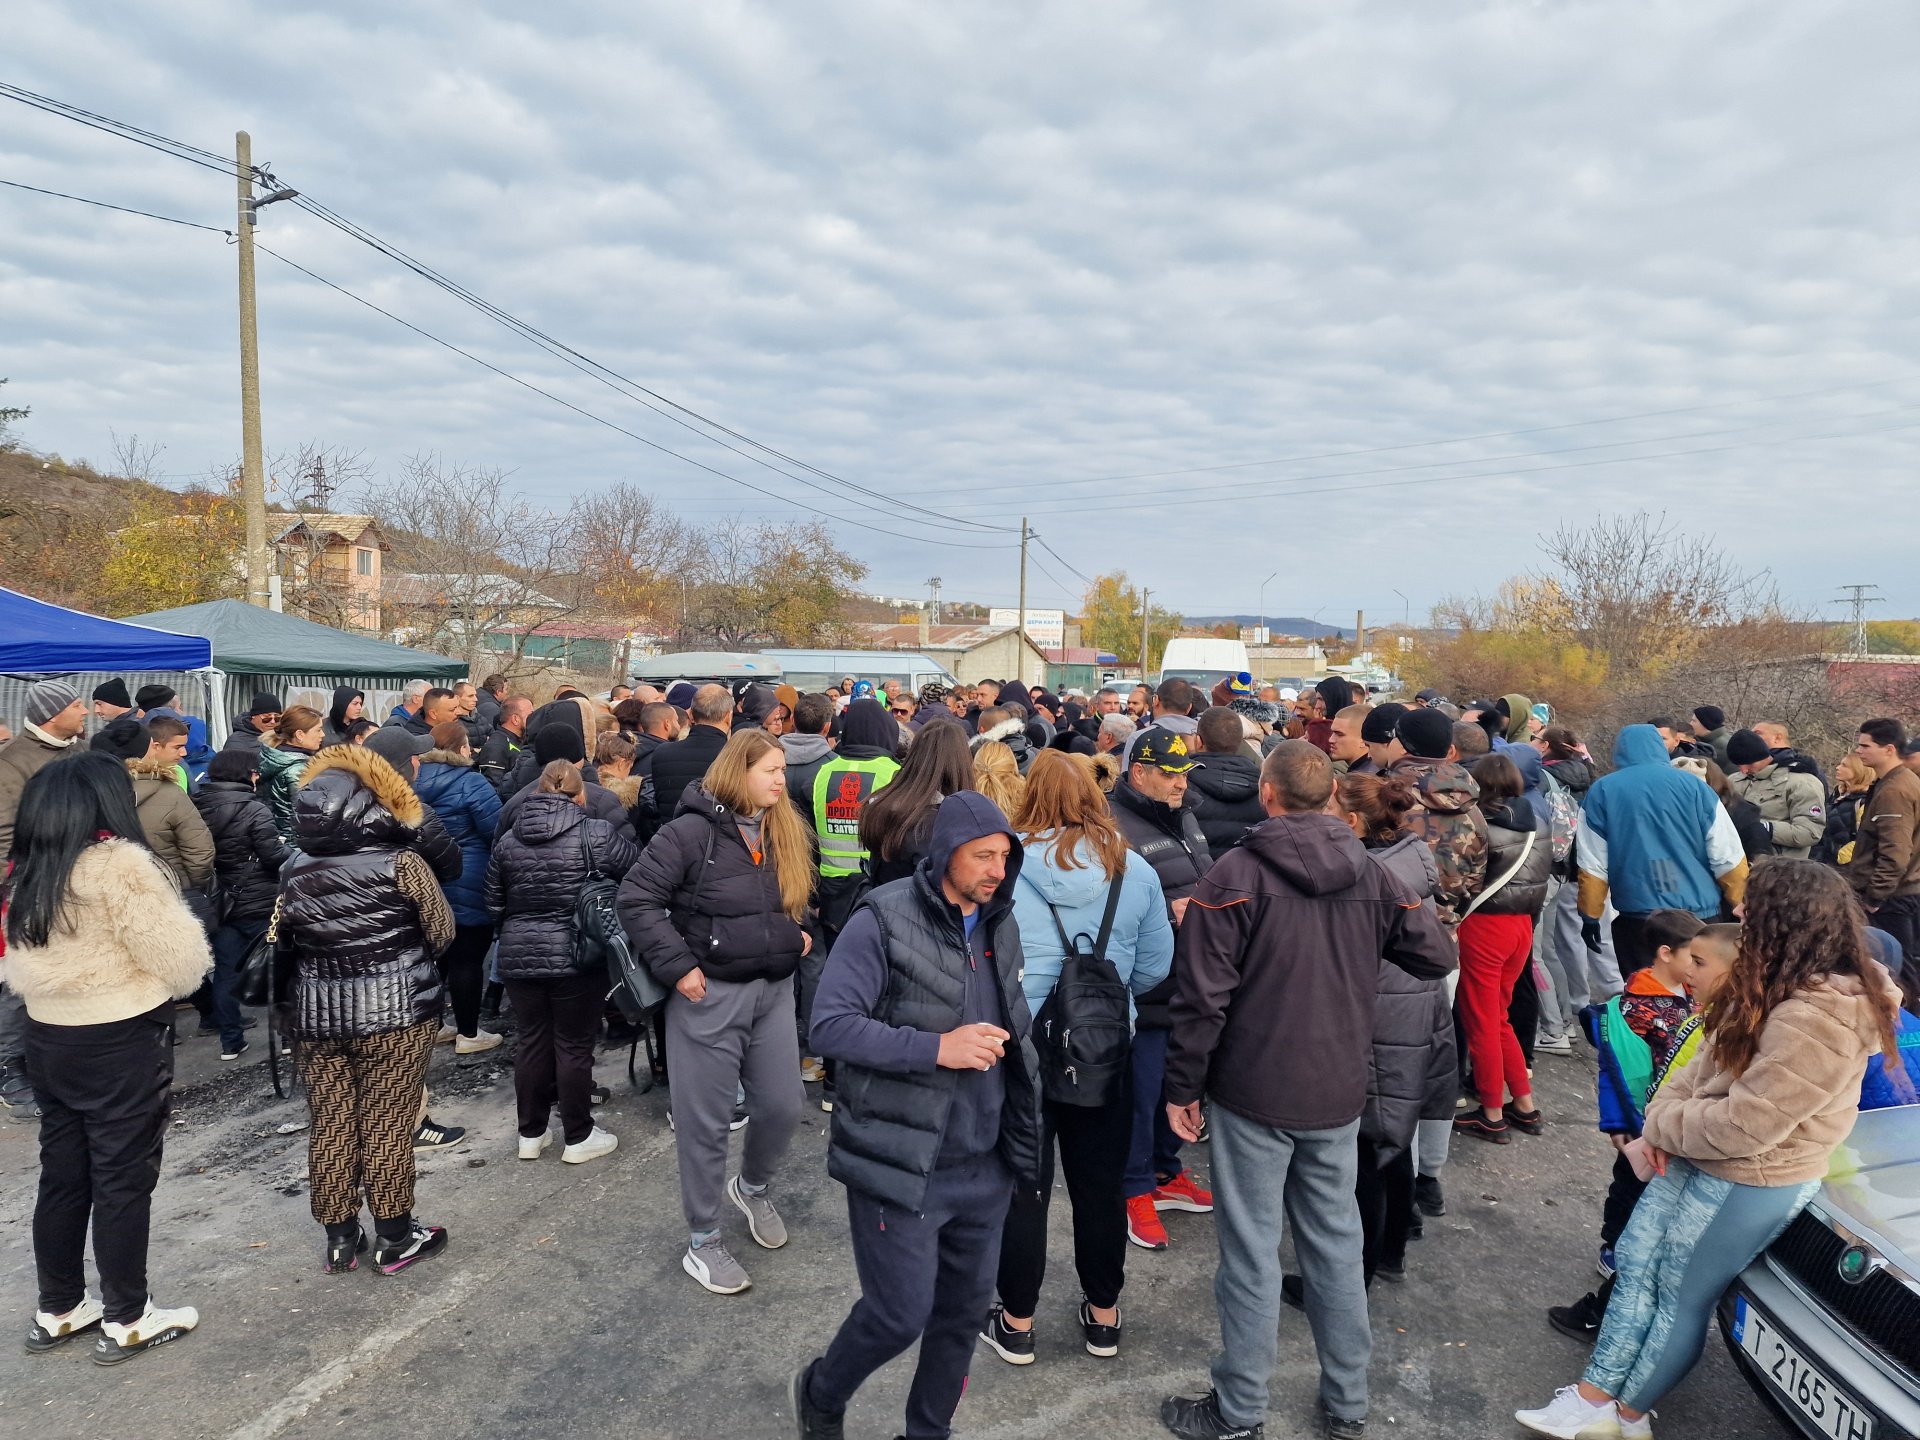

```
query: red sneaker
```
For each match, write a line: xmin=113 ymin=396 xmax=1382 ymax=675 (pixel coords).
xmin=1152 ymin=1171 xmax=1214 ymax=1214
xmin=1126 ymin=1193 xmax=1169 ymax=1250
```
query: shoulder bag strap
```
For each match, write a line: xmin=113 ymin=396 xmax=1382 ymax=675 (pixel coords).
xmin=1092 ymin=873 xmax=1126 ymax=961
xmin=1461 ymin=826 xmax=1534 ymax=920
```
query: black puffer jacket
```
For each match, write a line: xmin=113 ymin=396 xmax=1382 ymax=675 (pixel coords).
xmin=496 ymin=773 xmax=636 ymax=846
xmin=1185 ymin=751 xmax=1265 ymax=855
xmin=645 ymin=725 xmax=730 ymax=826
xmin=275 ymin=747 xmax=459 ymax=1040
xmin=1544 ymin=755 xmax=1597 ymax=802
xmin=192 ymin=779 xmax=291 ymax=922
xmin=486 ymin=790 xmax=639 ymax=982
xmin=1111 ymin=776 xmax=1214 ymax=1029
xmin=1469 ymin=799 xmax=1553 ymax=918
xmin=1358 ymin=833 xmax=1457 ymax=1157
xmin=616 ymin=786 xmax=808 ymax=987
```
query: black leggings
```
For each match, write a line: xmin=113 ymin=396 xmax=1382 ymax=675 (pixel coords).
xmin=438 ymin=924 xmax=492 ymax=1037
xmin=996 ymin=1090 xmax=1132 ymax=1317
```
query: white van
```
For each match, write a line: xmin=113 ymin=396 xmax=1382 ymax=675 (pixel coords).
xmin=1157 ymin=637 xmax=1251 ymax=689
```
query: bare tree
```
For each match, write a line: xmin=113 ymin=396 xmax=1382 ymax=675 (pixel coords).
xmin=566 ymin=481 xmax=687 ymax=618
xmin=363 ymin=455 xmax=579 ymax=672
xmin=682 ymin=517 xmax=867 ymax=650
xmin=108 ymin=429 xmax=165 ymax=485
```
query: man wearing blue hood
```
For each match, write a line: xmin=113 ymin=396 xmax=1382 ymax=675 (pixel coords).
xmin=1576 ymin=724 xmax=1748 ymax=978
xmin=795 ymin=791 xmax=1043 ymax=1440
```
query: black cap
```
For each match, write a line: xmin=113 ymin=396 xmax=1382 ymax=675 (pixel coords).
xmin=1726 ymin=729 xmax=1771 ymax=766
xmin=90 ymin=716 xmax=152 ymax=760
xmin=91 ymin=678 xmax=132 ymax=709
xmin=1694 ymin=705 xmax=1726 ymax=732
xmin=134 ymin=682 xmax=176 ymax=712
xmin=247 ymin=692 xmax=283 ymax=717
xmin=532 ymin=722 xmax=586 ymax=765
xmin=1131 ymin=727 xmax=1202 ymax=774
xmin=1362 ymin=702 xmax=1409 ymax=745
xmin=1396 ymin=707 xmax=1455 ymax=760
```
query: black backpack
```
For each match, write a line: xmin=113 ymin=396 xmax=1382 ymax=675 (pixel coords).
xmin=1026 ymin=873 xmax=1132 ymax=1107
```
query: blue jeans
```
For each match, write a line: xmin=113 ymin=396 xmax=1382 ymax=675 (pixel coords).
xmin=209 ymin=918 xmax=267 ymax=1049
xmin=1586 ymin=1159 xmax=1817 ymax=1411
xmin=1209 ymin=1107 xmax=1370 ymax=1427
xmin=1124 ymin=1026 xmax=1184 ymax=1197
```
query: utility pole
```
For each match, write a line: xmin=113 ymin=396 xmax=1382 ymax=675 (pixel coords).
xmin=1139 ymin=587 xmax=1152 ymax=679
xmin=1016 ymin=517 xmax=1029 ymax=685
xmin=1836 ymin=584 xmax=1883 ymax=657
xmin=233 ymin=132 xmax=298 ymax=610
xmin=235 ymin=131 xmax=269 ymax=608
xmin=926 ymin=575 xmax=942 ymax=625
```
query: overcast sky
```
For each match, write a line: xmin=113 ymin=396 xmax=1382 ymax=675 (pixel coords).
xmin=5 ymin=1 xmax=1918 ymax=625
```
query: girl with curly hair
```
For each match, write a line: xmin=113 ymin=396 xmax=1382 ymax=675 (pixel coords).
xmin=1517 ymin=859 xmax=1909 ymax=1439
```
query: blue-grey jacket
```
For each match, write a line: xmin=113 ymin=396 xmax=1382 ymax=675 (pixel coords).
xmin=413 ymin=751 xmax=501 ymax=925
xmin=1012 ymin=833 xmax=1173 ymax=1027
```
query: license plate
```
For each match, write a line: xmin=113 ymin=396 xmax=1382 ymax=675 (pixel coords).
xmin=1734 ymin=1296 xmax=1875 ymax=1440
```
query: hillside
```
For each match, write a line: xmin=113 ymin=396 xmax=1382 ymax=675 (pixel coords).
xmin=0 ymin=447 xmax=185 ymax=608
xmin=1183 ymin=613 xmax=1353 ymax=640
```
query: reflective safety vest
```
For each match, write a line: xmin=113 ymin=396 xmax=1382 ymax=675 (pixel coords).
xmin=812 ymin=755 xmax=900 ymax=878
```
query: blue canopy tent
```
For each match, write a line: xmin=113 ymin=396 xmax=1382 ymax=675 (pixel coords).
xmin=0 ymin=585 xmax=216 ymax=747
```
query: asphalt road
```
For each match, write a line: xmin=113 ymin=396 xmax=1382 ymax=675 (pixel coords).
xmin=0 ymin=1025 xmax=1786 ymax=1440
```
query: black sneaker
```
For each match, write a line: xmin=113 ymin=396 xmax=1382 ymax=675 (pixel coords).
xmin=730 ymin=1104 xmax=750 ymax=1131
xmin=1374 ymin=1257 xmax=1406 ymax=1284
xmin=1079 ymin=1299 xmax=1121 ymax=1358
xmin=1547 ymin=1280 xmax=1612 ymax=1343
xmin=412 ymin=1118 xmax=465 ymax=1152
xmin=1452 ymin=1111 xmax=1510 ymax=1145
xmin=1503 ymin=1104 xmax=1545 ymax=1136
xmin=1322 ymin=1409 xmax=1366 ymax=1440
xmin=791 ymin=1359 xmax=846 ymax=1440
xmin=323 ymin=1223 xmax=368 ymax=1275
xmin=0 ymin=1060 xmax=41 ymax=1123
xmin=1161 ymin=1389 xmax=1264 ymax=1439
xmin=372 ymin=1222 xmax=448 ymax=1275
xmin=1281 ymin=1273 xmax=1305 ymax=1311
xmin=1414 ymin=1175 xmax=1446 ymax=1217
xmin=980 ymin=1305 xmax=1035 ymax=1366
xmin=589 ymin=1085 xmax=610 ymax=1107
xmin=219 ymin=1040 xmax=250 ymax=1062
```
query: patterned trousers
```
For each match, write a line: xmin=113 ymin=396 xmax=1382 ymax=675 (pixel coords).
xmin=300 ymin=1019 xmax=438 ymax=1226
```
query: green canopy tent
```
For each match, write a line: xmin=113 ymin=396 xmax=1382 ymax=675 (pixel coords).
xmin=126 ymin=599 xmax=465 ymax=746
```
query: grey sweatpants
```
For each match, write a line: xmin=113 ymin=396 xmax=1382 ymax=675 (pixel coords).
xmin=1548 ymin=878 xmax=1622 ymax=1014
xmin=1209 ymin=1107 xmax=1370 ymax=1428
xmin=665 ymin=974 xmax=804 ymax=1234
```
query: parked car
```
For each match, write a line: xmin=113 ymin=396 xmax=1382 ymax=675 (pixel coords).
xmin=1716 ymin=1104 xmax=1920 ymax=1439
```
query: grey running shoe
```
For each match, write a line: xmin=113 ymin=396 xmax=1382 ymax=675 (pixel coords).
xmin=683 ymin=1236 xmax=751 ymax=1294
xmin=728 ymin=1174 xmax=788 ymax=1249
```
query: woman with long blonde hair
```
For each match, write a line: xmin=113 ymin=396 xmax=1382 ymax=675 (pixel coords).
xmin=982 ymin=751 xmax=1173 ymax=1365
xmin=616 ymin=728 xmax=814 ymax=1296
xmin=972 ymin=739 xmax=1027 ymax=821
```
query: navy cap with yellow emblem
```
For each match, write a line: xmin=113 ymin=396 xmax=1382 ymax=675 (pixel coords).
xmin=1132 ymin=726 xmax=1203 ymax=774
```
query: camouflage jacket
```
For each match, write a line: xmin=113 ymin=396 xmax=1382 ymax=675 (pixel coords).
xmin=1388 ymin=756 xmax=1490 ymax=926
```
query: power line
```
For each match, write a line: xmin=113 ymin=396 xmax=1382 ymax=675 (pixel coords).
xmin=0 ymin=178 xmax=230 ymax=234
xmin=251 ymin=240 xmax=1020 ymax=550
xmin=0 ymin=83 xmax=239 ymax=177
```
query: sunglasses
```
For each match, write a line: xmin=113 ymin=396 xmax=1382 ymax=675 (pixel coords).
xmin=891 ymin=706 xmax=913 ymax=716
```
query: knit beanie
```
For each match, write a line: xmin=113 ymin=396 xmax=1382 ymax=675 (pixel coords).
xmin=664 ymin=682 xmax=698 ymax=710
xmin=90 ymin=716 xmax=152 ymax=760
xmin=1726 ymin=729 xmax=1771 ymax=766
xmin=247 ymin=692 xmax=282 ymax=717
xmin=1693 ymin=705 xmax=1726 ymax=732
xmin=533 ymin=721 xmax=586 ymax=766
xmin=1362 ymin=702 xmax=1409 ymax=745
xmin=1396 ymin=706 xmax=1455 ymax=760
xmin=135 ymin=683 xmax=176 ymax=712
xmin=92 ymin=678 xmax=133 ymax=709
xmin=24 ymin=679 xmax=81 ymax=727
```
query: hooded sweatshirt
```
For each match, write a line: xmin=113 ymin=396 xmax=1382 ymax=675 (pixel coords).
xmin=1498 ymin=693 xmax=1534 ymax=747
xmin=1185 ymin=748 xmax=1266 ymax=855
xmin=1165 ymin=810 xmax=1455 ymax=1131
xmin=811 ymin=791 xmax=1038 ymax=1182
xmin=323 ymin=687 xmax=364 ymax=747
xmin=1579 ymin=725 xmax=1745 ymax=919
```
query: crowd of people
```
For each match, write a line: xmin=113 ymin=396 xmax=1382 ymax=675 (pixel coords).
xmin=0 ymin=664 xmax=1913 ymax=1440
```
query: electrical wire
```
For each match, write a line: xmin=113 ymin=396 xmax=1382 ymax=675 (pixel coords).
xmin=1033 ymin=535 xmax=1095 ymax=588
xmin=0 ymin=83 xmax=240 ymax=178
xmin=251 ymin=240 xmax=1019 ymax=550
xmin=0 ymin=178 xmax=229 ymax=234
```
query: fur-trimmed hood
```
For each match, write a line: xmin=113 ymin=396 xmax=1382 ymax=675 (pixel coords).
xmin=972 ymin=716 xmax=1025 ymax=749
xmin=125 ymin=753 xmax=182 ymax=784
xmin=418 ymin=748 xmax=472 ymax=769
xmin=292 ymin=743 xmax=425 ymax=854
xmin=601 ymin=774 xmax=642 ymax=810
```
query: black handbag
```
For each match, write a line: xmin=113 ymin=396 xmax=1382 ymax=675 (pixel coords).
xmin=575 ymin=824 xmax=669 ymax=1018
xmin=237 ymin=899 xmax=293 ymax=1007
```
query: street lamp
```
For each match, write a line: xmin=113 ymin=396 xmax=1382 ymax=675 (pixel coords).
xmin=1257 ymin=571 xmax=1278 ymax=643
xmin=1393 ymin=588 xmax=1409 ymax=629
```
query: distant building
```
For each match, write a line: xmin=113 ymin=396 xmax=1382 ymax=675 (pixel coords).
xmin=272 ymin=514 xmax=388 ymax=633
xmin=860 ymin=621 xmax=1051 ymax=686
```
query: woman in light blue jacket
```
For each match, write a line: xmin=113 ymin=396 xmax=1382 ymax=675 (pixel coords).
xmin=982 ymin=750 xmax=1174 ymax=1367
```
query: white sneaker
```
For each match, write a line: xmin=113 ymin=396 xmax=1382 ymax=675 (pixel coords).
xmin=435 ymin=1024 xmax=457 ymax=1045
xmin=518 ymin=1131 xmax=552 ymax=1161
xmin=561 ymin=1126 xmax=618 ymax=1164
xmin=94 ymin=1301 xmax=198 ymax=1365
xmin=26 ymin=1295 xmax=104 ymax=1352
xmin=1618 ymin=1412 xmax=1654 ymax=1440
xmin=455 ymin=1029 xmax=503 ymax=1054
xmin=1535 ymin=1031 xmax=1575 ymax=1057
xmin=1516 ymin=1386 xmax=1622 ymax=1439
